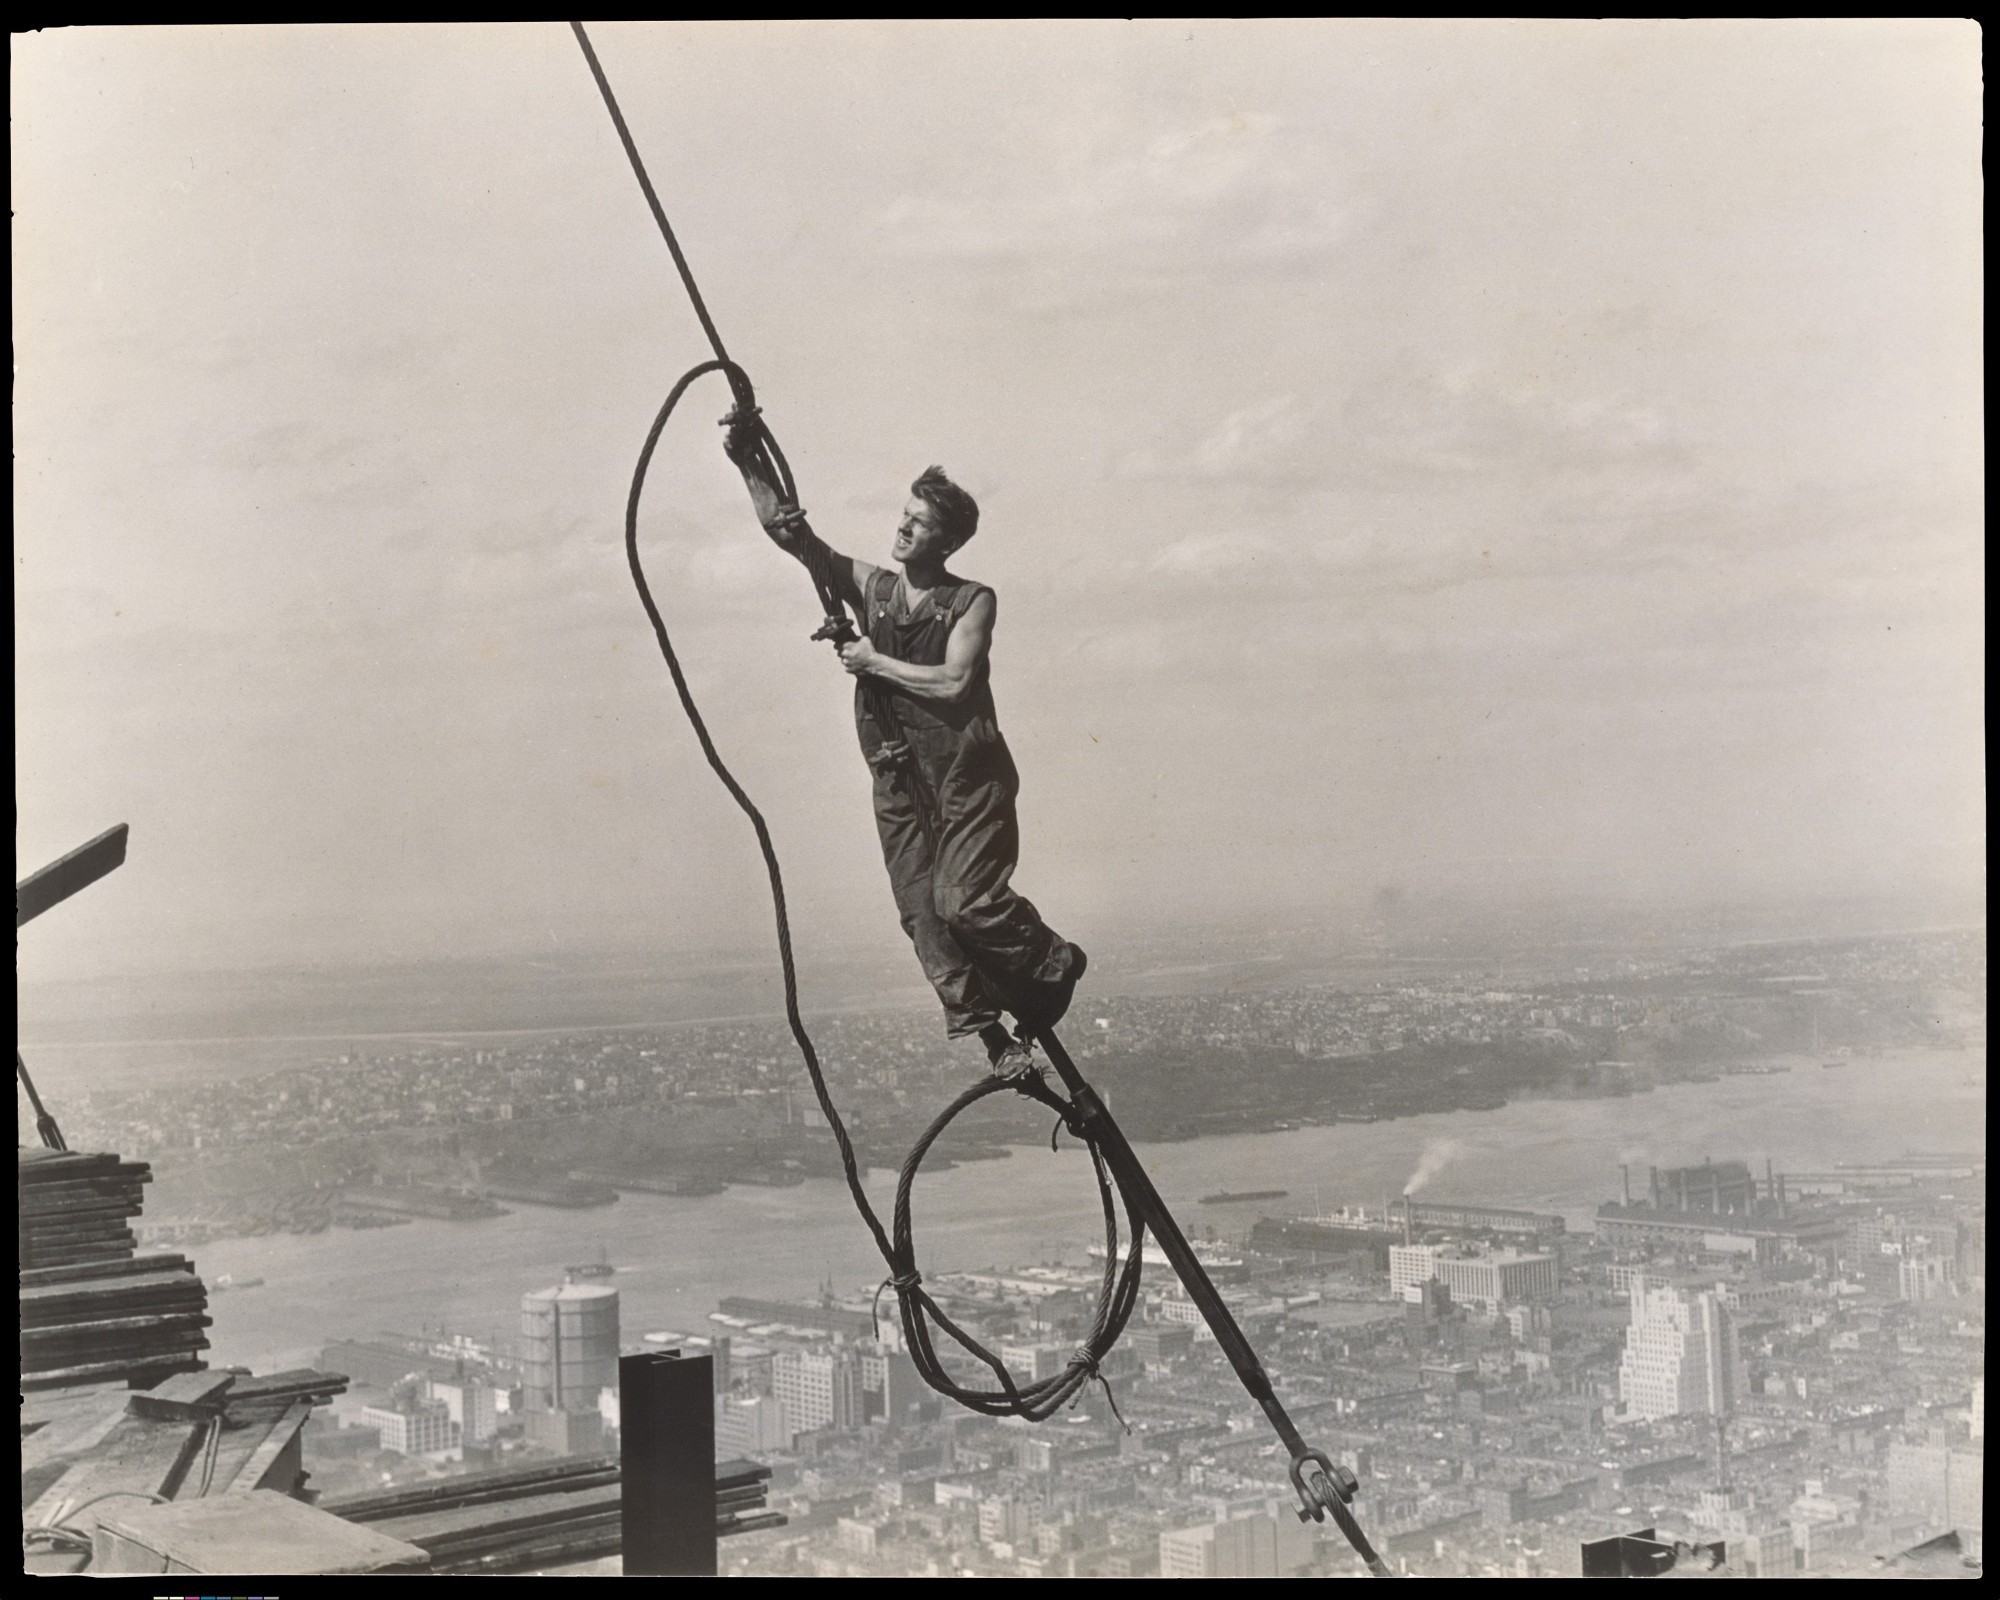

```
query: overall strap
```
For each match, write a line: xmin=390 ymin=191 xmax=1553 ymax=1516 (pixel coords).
xmin=867 ymin=568 xmax=899 ymax=630
xmin=936 ymin=579 xmax=991 ymax=630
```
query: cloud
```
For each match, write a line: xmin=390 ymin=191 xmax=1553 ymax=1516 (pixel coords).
xmin=873 ymin=109 xmax=1349 ymax=274
xmin=1065 ymin=622 xmax=1172 ymax=673
xmin=1334 ymin=365 xmax=1687 ymax=487
xmin=1151 ymin=532 xmax=1282 ymax=578
xmin=1120 ymin=394 xmax=1315 ymax=485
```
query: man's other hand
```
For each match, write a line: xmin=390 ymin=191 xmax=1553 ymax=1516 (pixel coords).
xmin=721 ymin=409 xmax=762 ymax=463
xmin=838 ymin=638 xmax=880 ymax=676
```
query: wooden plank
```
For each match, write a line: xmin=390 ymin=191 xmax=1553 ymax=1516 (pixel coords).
xmin=23 ymin=1324 xmax=214 ymax=1362
xmin=22 ymin=1246 xmax=138 ymax=1268
xmin=18 ymin=1177 xmax=150 ymax=1196
xmin=22 ymin=1352 xmax=207 ymax=1390
xmin=221 ymin=1401 xmax=312 ymax=1495
xmin=21 ymin=1270 xmax=206 ymax=1307
xmin=421 ymin=1510 xmax=624 ymax=1567
xmin=439 ymin=1525 xmax=625 ymax=1575
xmin=194 ymin=1414 xmax=279 ymax=1500
xmin=16 ymin=822 xmax=128 ymax=927
xmin=18 ymin=1149 xmax=130 ymax=1177
xmin=25 ymin=1326 xmax=212 ymax=1359
xmin=19 ymin=1380 xmax=131 ymax=1426
xmin=25 ymin=1311 xmax=212 ymax=1340
xmin=23 ymin=1411 xmax=206 ymax=1539
xmin=19 ymin=1252 xmax=192 ymax=1287
xmin=21 ymin=1284 xmax=208 ymax=1313
xmin=322 ymin=1455 xmax=621 ymax=1520
xmin=19 ymin=1387 xmax=133 ymax=1478
xmin=20 ymin=1222 xmax=139 ymax=1241
xmin=127 ymin=1370 xmax=236 ymax=1421
xmin=715 ymin=1458 xmax=772 ymax=1488
xmin=21 ymin=1298 xmax=209 ymax=1332
xmin=18 ymin=1164 xmax=149 ymax=1179
xmin=372 ymin=1483 xmax=623 ymax=1550
xmin=21 ymin=1305 xmax=209 ymax=1338
xmin=226 ymin=1366 xmax=350 ymax=1401
xmin=92 ymin=1489 xmax=431 ymax=1575
xmin=18 ymin=1178 xmax=150 ymax=1200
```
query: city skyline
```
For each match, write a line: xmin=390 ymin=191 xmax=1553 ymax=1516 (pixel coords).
xmin=23 ymin=919 xmax=1983 ymax=1575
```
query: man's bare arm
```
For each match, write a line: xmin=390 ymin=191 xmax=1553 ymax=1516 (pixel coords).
xmin=840 ymin=589 xmax=995 ymax=704
xmin=725 ymin=424 xmax=873 ymax=609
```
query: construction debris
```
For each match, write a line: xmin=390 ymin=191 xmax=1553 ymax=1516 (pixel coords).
xmin=92 ymin=1488 xmax=430 ymax=1576
xmin=321 ymin=1454 xmax=780 ymax=1574
xmin=21 ymin=1145 xmax=214 ymax=1390
xmin=22 ymin=1365 xmax=355 ymax=1567
xmin=18 ymin=1148 xmax=154 ymax=1268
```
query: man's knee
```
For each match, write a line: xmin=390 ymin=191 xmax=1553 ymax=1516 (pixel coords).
xmin=932 ymin=882 xmax=986 ymax=942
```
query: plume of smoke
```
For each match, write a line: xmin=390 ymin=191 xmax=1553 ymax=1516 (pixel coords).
xmin=1402 ymin=1138 xmax=1463 ymax=1198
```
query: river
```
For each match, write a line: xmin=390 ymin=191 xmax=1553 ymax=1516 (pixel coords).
xmin=191 ymin=1047 xmax=1984 ymax=1374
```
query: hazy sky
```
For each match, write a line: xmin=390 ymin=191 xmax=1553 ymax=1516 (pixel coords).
xmin=14 ymin=21 xmax=1984 ymax=980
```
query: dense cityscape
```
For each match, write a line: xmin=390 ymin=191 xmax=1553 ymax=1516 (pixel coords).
xmin=31 ymin=926 xmax=1980 ymax=1577
xmin=286 ymin=1146 xmax=1983 ymax=1577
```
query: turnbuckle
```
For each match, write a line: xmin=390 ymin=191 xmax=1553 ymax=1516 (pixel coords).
xmin=1289 ymin=1447 xmax=1359 ymax=1522
xmin=811 ymin=613 xmax=857 ymax=648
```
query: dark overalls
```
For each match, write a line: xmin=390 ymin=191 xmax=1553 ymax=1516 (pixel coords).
xmin=856 ymin=569 xmax=1071 ymax=1038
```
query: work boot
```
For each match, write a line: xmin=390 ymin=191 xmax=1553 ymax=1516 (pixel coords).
xmin=981 ymin=1024 xmax=1036 ymax=1078
xmin=1014 ymin=942 xmax=1088 ymax=1038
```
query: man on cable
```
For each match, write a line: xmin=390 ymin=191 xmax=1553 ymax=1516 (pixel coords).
xmin=727 ymin=428 xmax=1086 ymax=1074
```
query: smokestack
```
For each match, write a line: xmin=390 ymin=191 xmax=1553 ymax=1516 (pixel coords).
xmin=1404 ymin=1205 xmax=1413 ymax=1248
xmin=1778 ymin=1173 xmax=1788 ymax=1220
xmin=1621 ymin=1165 xmax=1631 ymax=1208
xmin=1765 ymin=1158 xmax=1775 ymax=1215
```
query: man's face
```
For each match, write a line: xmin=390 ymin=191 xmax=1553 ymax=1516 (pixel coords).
xmin=893 ymin=496 xmax=956 ymax=567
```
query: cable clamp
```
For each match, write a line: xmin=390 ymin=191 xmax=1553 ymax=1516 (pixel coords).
xmin=871 ymin=1268 xmax=924 ymax=1340
xmin=1068 ymin=1347 xmax=1131 ymax=1433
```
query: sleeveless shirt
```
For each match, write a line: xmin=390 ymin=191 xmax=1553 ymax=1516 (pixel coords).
xmin=854 ymin=569 xmax=1017 ymax=803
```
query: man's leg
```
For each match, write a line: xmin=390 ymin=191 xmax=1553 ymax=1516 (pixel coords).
xmin=872 ymin=769 xmax=1006 ymax=1038
xmin=930 ymin=774 xmax=1085 ymax=1033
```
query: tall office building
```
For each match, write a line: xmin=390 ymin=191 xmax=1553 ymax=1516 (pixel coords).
xmin=359 ymin=1397 xmax=456 ymax=1458
xmin=1898 ymin=1250 xmax=1958 ymax=1302
xmin=428 ymin=1374 xmax=499 ymax=1444
xmin=1159 ymin=1504 xmax=1312 ymax=1578
xmin=1388 ymin=1244 xmax=1442 ymax=1295
xmin=520 ymin=1276 xmax=620 ymax=1414
xmin=1885 ymin=1438 xmax=1984 ymax=1536
xmin=1618 ymin=1276 xmax=1743 ymax=1421
xmin=860 ymin=1344 xmax=922 ymax=1427
xmin=1434 ymin=1252 xmax=1557 ymax=1312
xmin=772 ymin=1347 xmax=860 ymax=1436
xmin=715 ymin=1392 xmax=792 ymax=1456
xmin=979 ymin=1494 xmax=1039 ymax=1548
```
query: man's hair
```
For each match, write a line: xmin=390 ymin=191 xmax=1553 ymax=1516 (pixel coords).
xmin=912 ymin=465 xmax=979 ymax=552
